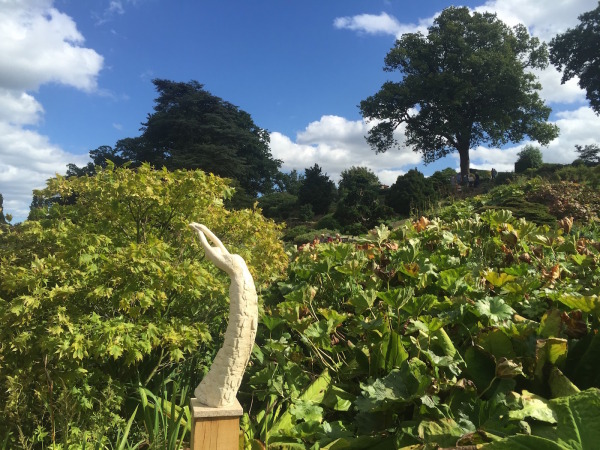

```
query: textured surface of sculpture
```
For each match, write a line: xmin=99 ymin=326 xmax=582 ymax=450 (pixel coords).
xmin=189 ymin=223 xmax=258 ymax=408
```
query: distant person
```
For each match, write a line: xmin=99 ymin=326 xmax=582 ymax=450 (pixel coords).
xmin=491 ymin=168 xmax=497 ymax=180
xmin=474 ymin=172 xmax=480 ymax=187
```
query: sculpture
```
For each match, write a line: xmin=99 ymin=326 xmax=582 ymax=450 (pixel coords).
xmin=189 ymin=223 xmax=258 ymax=408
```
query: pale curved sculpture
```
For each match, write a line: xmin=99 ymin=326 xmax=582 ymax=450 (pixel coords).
xmin=189 ymin=223 xmax=258 ymax=407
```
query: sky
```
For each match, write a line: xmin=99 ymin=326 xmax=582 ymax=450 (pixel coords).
xmin=1 ymin=0 xmax=599 ymax=222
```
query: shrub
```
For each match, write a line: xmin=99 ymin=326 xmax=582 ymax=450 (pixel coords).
xmin=0 ymin=163 xmax=287 ymax=446
xmin=316 ymin=214 xmax=341 ymax=231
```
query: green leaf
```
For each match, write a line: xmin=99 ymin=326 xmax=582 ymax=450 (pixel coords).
xmin=270 ymin=369 xmax=331 ymax=436
xmin=556 ymin=293 xmax=600 ymax=314
xmin=548 ymin=367 xmax=580 ymax=398
xmin=322 ymin=386 xmax=354 ymax=412
xmin=479 ymin=329 xmax=516 ymax=360
xmin=289 ymin=400 xmax=323 ymax=423
xmin=538 ymin=309 xmax=563 ymax=339
xmin=382 ymin=330 xmax=409 ymax=371
xmin=508 ymin=391 xmax=557 ymax=423
xmin=377 ymin=287 xmax=414 ymax=311
xmin=475 ymin=297 xmax=514 ymax=323
xmin=535 ymin=389 xmax=600 ymax=450
xmin=356 ymin=358 xmax=429 ymax=413
xmin=483 ymin=434 xmax=568 ymax=449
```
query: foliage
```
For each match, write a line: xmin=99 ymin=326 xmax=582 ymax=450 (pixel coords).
xmin=0 ymin=163 xmax=287 ymax=447
xmin=137 ymin=379 xmax=190 ymax=450
xmin=290 ymin=228 xmax=339 ymax=247
xmin=334 ymin=167 xmax=391 ymax=230
xmin=360 ymin=6 xmax=558 ymax=176
xmin=575 ymin=143 xmax=600 ymax=166
xmin=258 ymin=192 xmax=298 ymax=221
xmin=69 ymin=80 xmax=282 ymax=198
xmin=515 ymin=145 xmax=544 ymax=173
xmin=297 ymin=164 xmax=337 ymax=216
xmin=275 ymin=170 xmax=305 ymax=196
xmin=387 ymin=169 xmax=436 ymax=216
xmin=242 ymin=190 xmax=600 ymax=448
xmin=550 ymin=2 xmax=600 ymax=114
xmin=315 ymin=214 xmax=341 ymax=231
xmin=0 ymin=194 xmax=6 ymax=225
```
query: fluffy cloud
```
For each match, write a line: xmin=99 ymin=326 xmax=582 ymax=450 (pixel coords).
xmin=0 ymin=0 xmax=102 ymax=91
xmin=0 ymin=123 xmax=89 ymax=220
xmin=463 ymin=106 xmax=600 ymax=172
xmin=0 ymin=0 xmax=102 ymax=222
xmin=329 ymin=0 xmax=599 ymax=180
xmin=333 ymin=12 xmax=431 ymax=37
xmin=333 ymin=0 xmax=597 ymax=106
xmin=270 ymin=115 xmax=421 ymax=186
xmin=474 ymin=0 xmax=596 ymax=42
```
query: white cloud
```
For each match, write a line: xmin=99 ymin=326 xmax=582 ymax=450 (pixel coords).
xmin=330 ymin=0 xmax=599 ymax=180
xmin=0 ymin=122 xmax=89 ymax=221
xmin=462 ymin=106 xmax=600 ymax=171
xmin=0 ymin=89 xmax=44 ymax=125
xmin=334 ymin=1 xmax=597 ymax=107
xmin=0 ymin=0 xmax=103 ymax=91
xmin=0 ymin=0 xmax=102 ymax=222
xmin=270 ymin=115 xmax=421 ymax=186
xmin=333 ymin=11 xmax=431 ymax=37
xmin=475 ymin=0 xmax=596 ymax=42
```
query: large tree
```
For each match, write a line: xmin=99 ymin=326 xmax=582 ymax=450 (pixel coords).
xmin=360 ymin=6 xmax=559 ymax=177
xmin=74 ymin=80 xmax=282 ymax=197
xmin=550 ymin=2 xmax=600 ymax=114
xmin=334 ymin=166 xmax=390 ymax=229
xmin=297 ymin=164 xmax=336 ymax=215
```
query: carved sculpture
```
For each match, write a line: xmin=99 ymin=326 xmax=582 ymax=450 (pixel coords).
xmin=189 ymin=223 xmax=258 ymax=408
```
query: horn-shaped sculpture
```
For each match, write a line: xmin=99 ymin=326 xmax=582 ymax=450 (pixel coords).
xmin=189 ymin=223 xmax=258 ymax=407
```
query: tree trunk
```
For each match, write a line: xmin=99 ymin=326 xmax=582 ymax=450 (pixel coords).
xmin=458 ymin=145 xmax=470 ymax=180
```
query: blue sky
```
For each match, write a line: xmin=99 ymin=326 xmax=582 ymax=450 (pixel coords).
xmin=1 ymin=0 xmax=599 ymax=222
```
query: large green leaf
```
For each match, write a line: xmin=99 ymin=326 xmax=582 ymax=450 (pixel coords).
xmin=483 ymin=434 xmax=568 ymax=449
xmin=475 ymin=297 xmax=514 ymax=323
xmin=355 ymin=358 xmax=429 ymax=413
xmin=269 ymin=369 xmax=332 ymax=437
xmin=539 ymin=389 xmax=600 ymax=450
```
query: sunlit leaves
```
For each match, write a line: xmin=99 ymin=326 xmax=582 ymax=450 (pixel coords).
xmin=0 ymin=164 xmax=286 ymax=442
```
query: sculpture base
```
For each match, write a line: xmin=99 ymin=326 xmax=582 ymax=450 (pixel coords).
xmin=189 ymin=398 xmax=243 ymax=450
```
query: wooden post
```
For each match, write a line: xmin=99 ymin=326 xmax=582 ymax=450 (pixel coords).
xmin=189 ymin=398 xmax=243 ymax=450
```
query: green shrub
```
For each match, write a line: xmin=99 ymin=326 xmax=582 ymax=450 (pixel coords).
xmin=315 ymin=214 xmax=341 ymax=231
xmin=0 ymin=163 xmax=287 ymax=447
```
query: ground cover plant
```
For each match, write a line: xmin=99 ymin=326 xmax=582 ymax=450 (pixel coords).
xmin=241 ymin=201 xmax=600 ymax=448
xmin=2 ymin=166 xmax=600 ymax=449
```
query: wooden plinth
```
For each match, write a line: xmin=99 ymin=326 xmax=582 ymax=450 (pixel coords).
xmin=189 ymin=398 xmax=243 ymax=450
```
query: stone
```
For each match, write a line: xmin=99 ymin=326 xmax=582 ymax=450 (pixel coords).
xmin=189 ymin=223 xmax=258 ymax=408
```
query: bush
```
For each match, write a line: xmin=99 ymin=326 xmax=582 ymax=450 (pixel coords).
xmin=0 ymin=163 xmax=287 ymax=446
xmin=316 ymin=214 xmax=341 ymax=231
xmin=292 ymin=228 xmax=338 ymax=246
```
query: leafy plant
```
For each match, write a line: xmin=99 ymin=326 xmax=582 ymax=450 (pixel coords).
xmin=0 ymin=163 xmax=286 ymax=447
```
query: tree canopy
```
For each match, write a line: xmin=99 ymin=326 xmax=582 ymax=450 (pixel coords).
xmin=71 ymin=80 xmax=282 ymax=198
xmin=515 ymin=145 xmax=543 ymax=173
xmin=334 ymin=166 xmax=389 ymax=230
xmin=360 ymin=6 xmax=559 ymax=176
xmin=575 ymin=143 xmax=600 ymax=166
xmin=297 ymin=164 xmax=337 ymax=216
xmin=550 ymin=2 xmax=600 ymax=114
